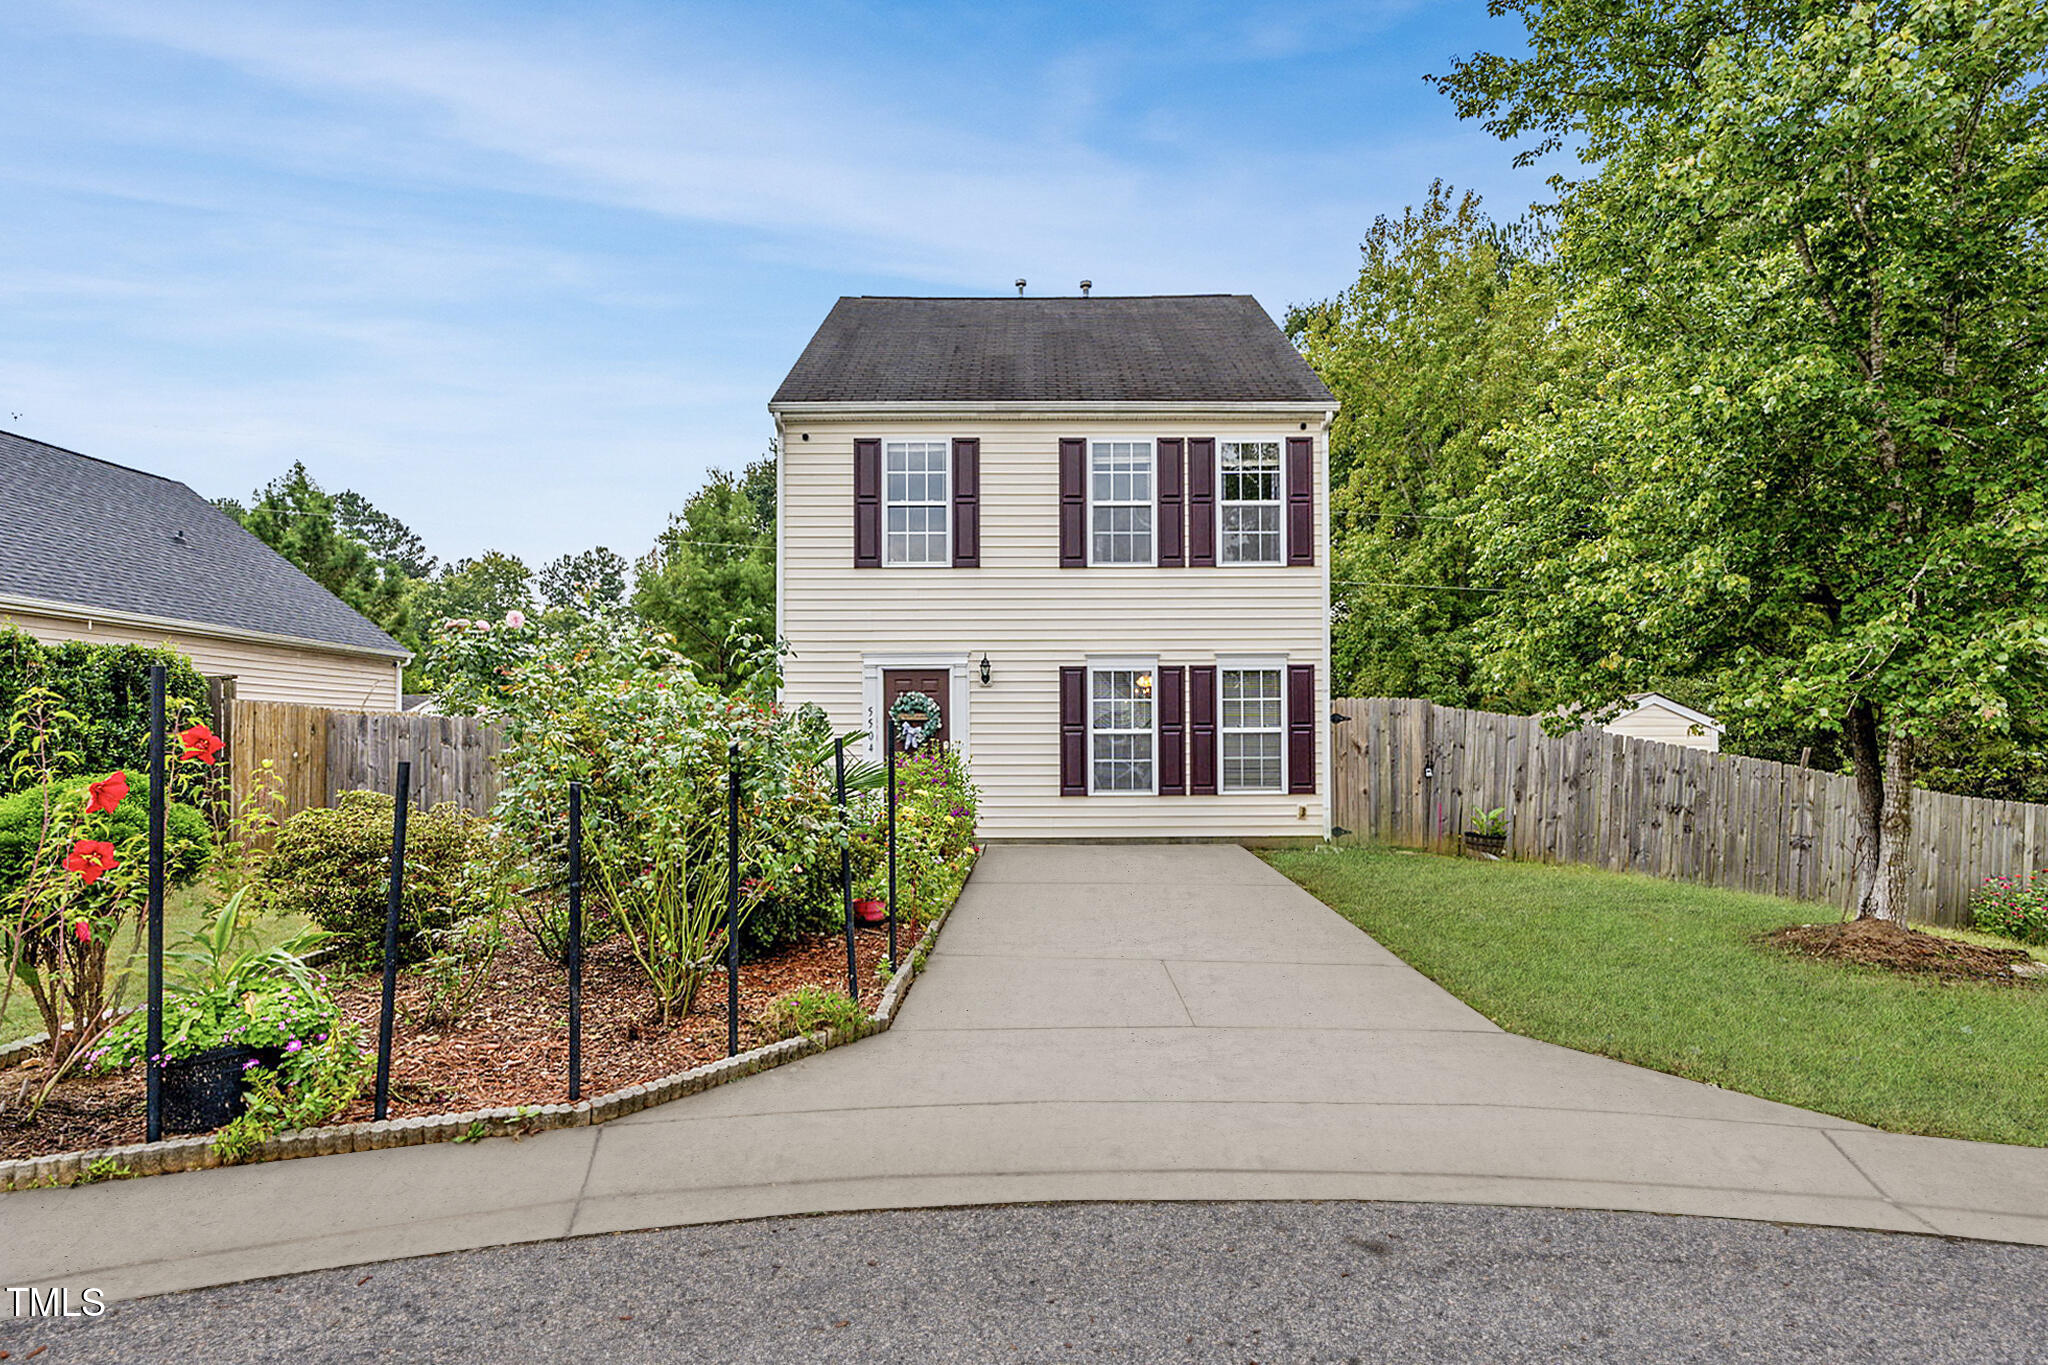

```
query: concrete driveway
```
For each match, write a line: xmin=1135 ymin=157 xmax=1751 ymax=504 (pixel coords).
xmin=11 ymin=844 xmax=2048 ymax=1302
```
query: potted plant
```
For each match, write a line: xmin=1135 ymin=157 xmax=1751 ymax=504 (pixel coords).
xmin=92 ymin=889 xmax=342 ymax=1134
xmin=1463 ymin=807 xmax=1509 ymax=859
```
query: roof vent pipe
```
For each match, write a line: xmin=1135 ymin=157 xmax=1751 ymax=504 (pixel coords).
xmin=1080 ymin=280 xmax=1092 ymax=297
xmin=1015 ymin=278 xmax=1027 ymax=296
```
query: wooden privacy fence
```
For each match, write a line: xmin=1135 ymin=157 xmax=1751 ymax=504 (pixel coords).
xmin=226 ymin=701 xmax=506 ymax=826
xmin=1330 ymin=697 xmax=2048 ymax=926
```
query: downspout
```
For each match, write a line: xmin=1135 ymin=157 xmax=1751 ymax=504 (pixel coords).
xmin=1320 ymin=406 xmax=1337 ymax=842
xmin=772 ymin=410 xmax=787 ymax=708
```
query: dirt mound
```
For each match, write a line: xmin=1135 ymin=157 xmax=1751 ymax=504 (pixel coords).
xmin=1769 ymin=918 xmax=2037 ymax=983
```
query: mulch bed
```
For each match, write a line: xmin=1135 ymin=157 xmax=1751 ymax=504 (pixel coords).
xmin=1768 ymin=918 xmax=2041 ymax=984
xmin=0 ymin=916 xmax=921 ymax=1163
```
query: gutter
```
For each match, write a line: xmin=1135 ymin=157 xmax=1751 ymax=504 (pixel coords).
xmin=0 ymin=593 xmax=413 ymax=663
xmin=769 ymin=400 xmax=1338 ymax=420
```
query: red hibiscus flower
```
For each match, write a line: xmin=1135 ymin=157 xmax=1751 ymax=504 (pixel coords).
xmin=85 ymin=770 xmax=130 ymax=814
xmin=75 ymin=919 xmax=92 ymax=944
xmin=178 ymin=723 xmax=225 ymax=764
xmin=64 ymin=839 xmax=120 ymax=886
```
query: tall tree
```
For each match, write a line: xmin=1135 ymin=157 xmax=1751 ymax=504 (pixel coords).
xmin=226 ymin=463 xmax=412 ymax=640
xmin=1444 ymin=0 xmax=2048 ymax=920
xmin=1290 ymin=183 xmax=1579 ymax=704
xmin=411 ymin=552 xmax=534 ymax=631
xmin=332 ymin=489 xmax=439 ymax=579
xmin=633 ymin=456 xmax=776 ymax=689
xmin=538 ymin=547 xmax=629 ymax=614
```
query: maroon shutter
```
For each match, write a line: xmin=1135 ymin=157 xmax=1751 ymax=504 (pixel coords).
xmin=1285 ymin=435 xmax=1314 ymax=567
xmin=952 ymin=437 xmax=980 ymax=568
xmin=1186 ymin=437 xmax=1215 ymax=567
xmin=1157 ymin=665 xmax=1186 ymax=795
xmin=1287 ymin=664 xmax=1316 ymax=794
xmin=1156 ymin=438 xmax=1184 ymax=567
xmin=1058 ymin=438 xmax=1087 ymax=567
xmin=1059 ymin=665 xmax=1087 ymax=795
xmin=1188 ymin=665 xmax=1218 ymax=795
xmin=853 ymin=438 xmax=882 ymax=569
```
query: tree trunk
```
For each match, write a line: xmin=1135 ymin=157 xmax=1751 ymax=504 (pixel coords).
xmin=1842 ymin=704 xmax=1916 ymax=922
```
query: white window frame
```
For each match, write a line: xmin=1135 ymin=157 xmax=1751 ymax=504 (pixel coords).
xmin=1086 ymin=654 xmax=1159 ymax=796
xmin=1215 ymin=437 xmax=1285 ymax=567
xmin=1216 ymin=654 xmax=1287 ymax=794
xmin=1086 ymin=437 xmax=1157 ymax=567
xmin=882 ymin=437 xmax=951 ymax=567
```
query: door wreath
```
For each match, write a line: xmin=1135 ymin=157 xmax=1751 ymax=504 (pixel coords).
xmin=889 ymin=691 xmax=943 ymax=750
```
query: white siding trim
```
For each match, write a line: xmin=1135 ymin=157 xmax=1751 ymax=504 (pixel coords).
xmin=860 ymin=653 xmax=971 ymax=761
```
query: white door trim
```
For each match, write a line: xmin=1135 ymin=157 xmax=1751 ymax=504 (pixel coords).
xmin=861 ymin=653 xmax=971 ymax=762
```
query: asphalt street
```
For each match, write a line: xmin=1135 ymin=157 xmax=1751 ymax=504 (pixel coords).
xmin=6 ymin=1201 xmax=2043 ymax=1364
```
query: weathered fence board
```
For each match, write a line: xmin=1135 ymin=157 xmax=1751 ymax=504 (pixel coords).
xmin=1331 ymin=697 xmax=2048 ymax=926
xmin=229 ymin=701 xmax=505 ymax=825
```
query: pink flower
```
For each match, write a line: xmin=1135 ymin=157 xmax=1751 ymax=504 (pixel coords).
xmin=504 ymin=610 xmax=527 ymax=629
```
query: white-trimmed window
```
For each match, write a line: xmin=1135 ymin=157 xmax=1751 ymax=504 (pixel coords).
xmin=1090 ymin=440 xmax=1154 ymax=565
xmin=1219 ymin=439 xmax=1282 ymax=565
xmin=884 ymin=440 xmax=950 ymax=565
xmin=1219 ymin=661 xmax=1284 ymax=792
xmin=1089 ymin=660 xmax=1157 ymax=793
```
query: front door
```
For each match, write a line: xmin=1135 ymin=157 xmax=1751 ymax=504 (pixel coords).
xmin=882 ymin=669 xmax=950 ymax=754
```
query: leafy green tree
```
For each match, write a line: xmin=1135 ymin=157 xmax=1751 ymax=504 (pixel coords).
xmin=409 ymin=552 xmax=534 ymax=632
xmin=538 ymin=547 xmax=629 ymax=615
xmin=332 ymin=489 xmax=438 ymax=579
xmin=1290 ymin=183 xmax=1578 ymax=704
xmin=632 ymin=456 xmax=777 ymax=689
xmin=226 ymin=464 xmax=411 ymax=641
xmin=1445 ymin=0 xmax=2048 ymax=920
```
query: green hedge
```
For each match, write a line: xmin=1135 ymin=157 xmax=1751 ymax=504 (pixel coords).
xmin=0 ymin=627 xmax=212 ymax=774
xmin=263 ymin=790 xmax=493 ymax=970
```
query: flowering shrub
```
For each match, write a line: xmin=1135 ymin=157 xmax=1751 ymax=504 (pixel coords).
xmin=856 ymin=745 xmax=980 ymax=920
xmin=1970 ymin=870 xmax=2048 ymax=945
xmin=1 ymin=682 xmax=214 ymax=1069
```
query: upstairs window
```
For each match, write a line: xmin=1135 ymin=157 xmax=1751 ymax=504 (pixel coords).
xmin=1219 ymin=440 xmax=1282 ymax=564
xmin=1090 ymin=440 xmax=1154 ymax=565
xmin=1089 ymin=663 xmax=1156 ymax=793
xmin=1219 ymin=665 xmax=1284 ymax=792
xmin=885 ymin=440 xmax=950 ymax=565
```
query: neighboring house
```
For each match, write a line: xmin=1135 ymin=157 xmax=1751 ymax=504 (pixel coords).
xmin=1602 ymin=692 xmax=1724 ymax=752
xmin=0 ymin=430 xmax=409 ymax=709
xmin=772 ymin=294 xmax=1336 ymax=841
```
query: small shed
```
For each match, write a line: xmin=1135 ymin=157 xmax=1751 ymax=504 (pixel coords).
xmin=1602 ymin=693 xmax=1724 ymax=752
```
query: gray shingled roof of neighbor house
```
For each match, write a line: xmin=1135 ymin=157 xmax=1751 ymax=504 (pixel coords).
xmin=0 ymin=430 xmax=409 ymax=657
xmin=771 ymin=295 xmax=1336 ymax=405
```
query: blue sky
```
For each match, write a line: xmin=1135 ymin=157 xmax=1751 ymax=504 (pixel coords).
xmin=1 ymin=1 xmax=1551 ymax=569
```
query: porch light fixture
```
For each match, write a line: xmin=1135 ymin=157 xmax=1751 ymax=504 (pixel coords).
xmin=979 ymin=653 xmax=992 ymax=686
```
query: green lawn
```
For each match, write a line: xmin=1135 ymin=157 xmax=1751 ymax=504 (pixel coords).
xmin=1264 ymin=845 xmax=2048 ymax=1147
xmin=2 ymin=884 xmax=308 ymax=1046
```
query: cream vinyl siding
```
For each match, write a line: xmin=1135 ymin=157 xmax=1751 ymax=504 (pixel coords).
xmin=777 ymin=412 xmax=1331 ymax=841
xmin=1602 ymin=700 xmax=1723 ymax=753
xmin=4 ymin=608 xmax=403 ymax=710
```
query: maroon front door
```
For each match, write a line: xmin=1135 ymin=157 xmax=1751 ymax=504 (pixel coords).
xmin=882 ymin=669 xmax=949 ymax=753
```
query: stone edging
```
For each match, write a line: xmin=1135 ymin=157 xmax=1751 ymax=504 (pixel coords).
xmin=0 ymin=875 xmax=964 ymax=1193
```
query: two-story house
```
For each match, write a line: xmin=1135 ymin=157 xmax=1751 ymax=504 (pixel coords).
xmin=771 ymin=293 xmax=1335 ymax=842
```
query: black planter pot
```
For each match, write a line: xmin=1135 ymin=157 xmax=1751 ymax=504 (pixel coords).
xmin=1462 ymin=831 xmax=1508 ymax=858
xmin=160 ymin=1044 xmax=276 ymax=1135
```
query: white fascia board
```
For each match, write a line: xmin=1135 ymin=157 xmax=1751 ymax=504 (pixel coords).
xmin=1624 ymin=692 xmax=1726 ymax=732
xmin=0 ymin=592 xmax=413 ymax=663
xmin=770 ymin=400 xmax=1339 ymax=421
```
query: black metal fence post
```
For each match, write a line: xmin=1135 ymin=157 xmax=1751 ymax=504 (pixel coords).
xmin=726 ymin=740 xmax=740 ymax=1058
xmin=886 ymin=736 xmax=898 ymax=970
xmin=837 ymin=737 xmax=856 ymax=1001
xmin=144 ymin=665 xmax=166 ymax=1143
xmin=373 ymin=760 xmax=411 ymax=1121
xmin=567 ymin=781 xmax=583 ymax=1103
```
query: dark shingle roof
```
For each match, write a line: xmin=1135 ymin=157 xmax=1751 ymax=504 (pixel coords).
xmin=0 ymin=431 xmax=408 ymax=657
xmin=771 ymin=295 xmax=1335 ymax=405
